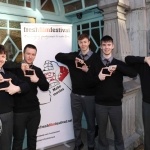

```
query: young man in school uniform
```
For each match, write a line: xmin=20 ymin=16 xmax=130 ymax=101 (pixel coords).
xmin=0 ymin=44 xmax=29 ymax=150
xmin=87 ymin=35 xmax=137 ymax=150
xmin=55 ymin=33 xmax=98 ymax=150
xmin=4 ymin=44 xmax=49 ymax=150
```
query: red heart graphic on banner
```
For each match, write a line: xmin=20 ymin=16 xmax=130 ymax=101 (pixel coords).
xmin=58 ymin=66 xmax=69 ymax=81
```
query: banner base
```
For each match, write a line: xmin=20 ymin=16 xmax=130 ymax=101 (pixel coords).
xmin=38 ymin=139 xmax=74 ymax=150
xmin=63 ymin=142 xmax=71 ymax=148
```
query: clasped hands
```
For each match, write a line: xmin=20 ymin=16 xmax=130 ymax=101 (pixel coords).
xmin=75 ymin=57 xmax=88 ymax=72
xmin=21 ymin=63 xmax=39 ymax=83
xmin=0 ymin=63 xmax=39 ymax=93
xmin=0 ymin=74 xmax=20 ymax=95
xmin=98 ymin=65 xmax=117 ymax=81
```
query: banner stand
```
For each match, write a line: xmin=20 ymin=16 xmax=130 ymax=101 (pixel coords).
xmin=38 ymin=139 xmax=74 ymax=150
xmin=63 ymin=142 xmax=71 ymax=148
xmin=21 ymin=23 xmax=74 ymax=149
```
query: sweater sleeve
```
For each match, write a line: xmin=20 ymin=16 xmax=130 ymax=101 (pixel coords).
xmin=36 ymin=68 xmax=49 ymax=91
xmin=116 ymin=61 xmax=137 ymax=78
xmin=125 ymin=56 xmax=145 ymax=64
xmin=10 ymin=72 xmax=30 ymax=93
xmin=3 ymin=61 xmax=21 ymax=70
xmin=55 ymin=52 xmax=76 ymax=65
xmin=125 ymin=56 xmax=145 ymax=73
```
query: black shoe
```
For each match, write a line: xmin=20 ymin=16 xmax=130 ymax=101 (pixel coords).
xmin=88 ymin=147 xmax=94 ymax=150
xmin=73 ymin=142 xmax=84 ymax=150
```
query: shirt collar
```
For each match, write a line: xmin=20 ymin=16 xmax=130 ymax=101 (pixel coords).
xmin=0 ymin=68 xmax=5 ymax=74
xmin=22 ymin=60 xmax=33 ymax=67
xmin=79 ymin=50 xmax=93 ymax=57
xmin=101 ymin=55 xmax=113 ymax=63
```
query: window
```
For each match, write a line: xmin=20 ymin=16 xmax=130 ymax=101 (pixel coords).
xmin=41 ymin=0 xmax=55 ymax=12
xmin=64 ymin=1 xmax=82 ymax=13
xmin=0 ymin=0 xmax=6 ymax=3
xmin=62 ymin=0 xmax=97 ymax=14
xmin=0 ymin=0 xmax=31 ymax=8
xmin=84 ymin=0 xmax=97 ymax=7
xmin=76 ymin=19 xmax=104 ymax=53
xmin=0 ymin=18 xmax=35 ymax=62
xmin=62 ymin=0 xmax=70 ymax=2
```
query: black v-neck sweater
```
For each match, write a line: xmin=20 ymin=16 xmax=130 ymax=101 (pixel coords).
xmin=0 ymin=70 xmax=29 ymax=114
xmin=87 ymin=56 xmax=137 ymax=106
xmin=3 ymin=62 xmax=49 ymax=113
xmin=55 ymin=51 xmax=98 ymax=95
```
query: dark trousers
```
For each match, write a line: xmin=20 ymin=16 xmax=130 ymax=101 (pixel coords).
xmin=142 ymin=102 xmax=150 ymax=150
xmin=12 ymin=109 xmax=41 ymax=150
xmin=0 ymin=111 xmax=13 ymax=150
xmin=96 ymin=104 xmax=124 ymax=150
xmin=71 ymin=92 xmax=95 ymax=148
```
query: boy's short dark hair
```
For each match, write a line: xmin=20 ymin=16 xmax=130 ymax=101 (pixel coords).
xmin=0 ymin=44 xmax=7 ymax=54
xmin=100 ymin=35 xmax=113 ymax=45
xmin=78 ymin=33 xmax=90 ymax=41
xmin=23 ymin=44 xmax=37 ymax=53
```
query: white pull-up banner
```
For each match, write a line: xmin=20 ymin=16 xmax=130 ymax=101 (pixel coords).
xmin=21 ymin=23 xmax=74 ymax=149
